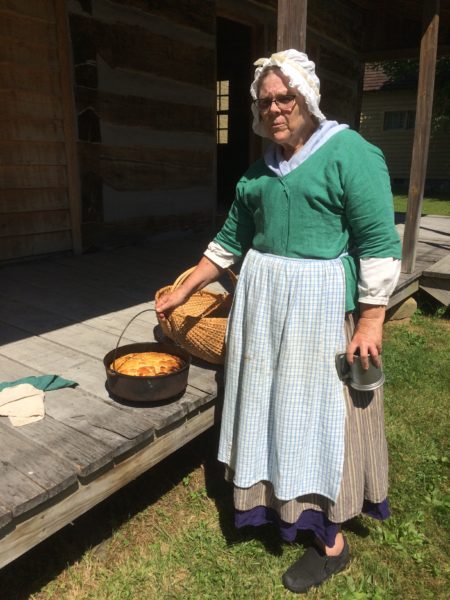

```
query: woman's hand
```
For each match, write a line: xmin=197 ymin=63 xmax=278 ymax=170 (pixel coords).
xmin=155 ymin=288 xmax=190 ymax=320
xmin=346 ymin=304 xmax=386 ymax=369
xmin=154 ymin=256 xmax=224 ymax=320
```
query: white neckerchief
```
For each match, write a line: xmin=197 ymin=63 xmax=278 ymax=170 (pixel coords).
xmin=264 ymin=120 xmax=349 ymax=176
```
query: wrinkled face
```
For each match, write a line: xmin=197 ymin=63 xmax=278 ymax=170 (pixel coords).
xmin=257 ymin=69 xmax=316 ymax=156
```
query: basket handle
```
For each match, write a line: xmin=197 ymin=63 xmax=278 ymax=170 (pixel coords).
xmin=169 ymin=266 xmax=237 ymax=320
xmin=171 ymin=266 xmax=238 ymax=291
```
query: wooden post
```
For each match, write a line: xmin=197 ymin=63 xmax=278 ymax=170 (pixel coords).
xmin=55 ymin=0 xmax=83 ymax=255
xmin=277 ymin=0 xmax=307 ymax=52
xmin=402 ymin=0 xmax=440 ymax=273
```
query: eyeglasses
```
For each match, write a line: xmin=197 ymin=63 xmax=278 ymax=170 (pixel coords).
xmin=253 ymin=94 xmax=298 ymax=113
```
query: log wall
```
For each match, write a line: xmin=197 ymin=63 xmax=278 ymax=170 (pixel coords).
xmin=306 ymin=0 xmax=365 ymax=127
xmin=67 ymin=0 xmax=217 ymax=249
xmin=0 ymin=0 xmax=77 ymax=261
xmin=3 ymin=0 xmax=418 ymax=262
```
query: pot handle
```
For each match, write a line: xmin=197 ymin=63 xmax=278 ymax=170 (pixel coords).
xmin=111 ymin=308 xmax=155 ymax=370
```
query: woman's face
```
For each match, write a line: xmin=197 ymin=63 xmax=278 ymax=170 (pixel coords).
xmin=257 ymin=70 xmax=317 ymax=158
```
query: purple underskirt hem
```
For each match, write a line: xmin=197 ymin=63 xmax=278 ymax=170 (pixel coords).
xmin=235 ymin=499 xmax=390 ymax=547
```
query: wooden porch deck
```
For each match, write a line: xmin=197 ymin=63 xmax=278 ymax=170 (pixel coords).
xmin=0 ymin=232 xmax=222 ymax=569
xmin=0 ymin=215 xmax=449 ymax=570
xmin=389 ymin=214 xmax=450 ymax=308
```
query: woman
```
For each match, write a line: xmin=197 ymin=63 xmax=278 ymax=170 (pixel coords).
xmin=156 ymin=50 xmax=401 ymax=594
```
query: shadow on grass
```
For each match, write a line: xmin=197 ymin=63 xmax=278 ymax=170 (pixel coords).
xmin=414 ymin=290 xmax=450 ymax=318
xmin=202 ymin=427 xmax=291 ymax=558
xmin=395 ymin=211 xmax=406 ymax=225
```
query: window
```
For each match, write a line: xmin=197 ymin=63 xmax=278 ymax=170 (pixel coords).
xmin=405 ymin=110 xmax=416 ymax=129
xmin=217 ymin=80 xmax=229 ymax=144
xmin=383 ymin=110 xmax=416 ymax=130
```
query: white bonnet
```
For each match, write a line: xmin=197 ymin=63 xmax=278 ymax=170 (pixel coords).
xmin=250 ymin=49 xmax=326 ymax=137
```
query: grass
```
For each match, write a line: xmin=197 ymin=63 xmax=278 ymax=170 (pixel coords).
xmin=1 ymin=298 xmax=449 ymax=600
xmin=393 ymin=193 xmax=450 ymax=216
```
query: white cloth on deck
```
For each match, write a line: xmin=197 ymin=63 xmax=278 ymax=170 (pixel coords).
xmin=0 ymin=384 xmax=45 ymax=426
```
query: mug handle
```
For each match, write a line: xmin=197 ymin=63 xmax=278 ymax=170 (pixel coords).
xmin=335 ymin=352 xmax=351 ymax=381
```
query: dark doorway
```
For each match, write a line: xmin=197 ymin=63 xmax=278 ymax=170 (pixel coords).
xmin=216 ymin=18 xmax=252 ymax=216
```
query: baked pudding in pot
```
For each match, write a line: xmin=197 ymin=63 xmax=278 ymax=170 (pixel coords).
xmin=110 ymin=351 xmax=184 ymax=377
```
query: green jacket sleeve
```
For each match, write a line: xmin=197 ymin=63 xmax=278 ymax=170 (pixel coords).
xmin=214 ymin=181 xmax=255 ymax=257
xmin=340 ymin=131 xmax=402 ymax=260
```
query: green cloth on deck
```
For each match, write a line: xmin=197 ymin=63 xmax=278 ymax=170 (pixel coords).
xmin=0 ymin=374 xmax=77 ymax=392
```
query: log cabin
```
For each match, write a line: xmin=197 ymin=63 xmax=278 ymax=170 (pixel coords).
xmin=1 ymin=0 xmax=449 ymax=270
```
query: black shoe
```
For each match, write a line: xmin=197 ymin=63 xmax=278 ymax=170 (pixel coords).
xmin=282 ymin=538 xmax=350 ymax=594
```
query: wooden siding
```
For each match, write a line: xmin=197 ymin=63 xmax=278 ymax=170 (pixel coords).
xmin=0 ymin=0 xmax=79 ymax=262
xmin=306 ymin=0 xmax=365 ymax=127
xmin=68 ymin=0 xmax=216 ymax=247
xmin=360 ymin=89 xmax=450 ymax=181
xmin=220 ymin=0 xmax=366 ymax=131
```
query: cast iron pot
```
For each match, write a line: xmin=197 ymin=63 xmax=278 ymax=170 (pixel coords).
xmin=104 ymin=341 xmax=191 ymax=402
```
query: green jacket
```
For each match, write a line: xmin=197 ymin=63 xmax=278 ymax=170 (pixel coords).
xmin=215 ymin=129 xmax=402 ymax=311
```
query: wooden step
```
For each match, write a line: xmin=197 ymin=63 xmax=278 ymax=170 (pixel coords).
xmin=422 ymin=253 xmax=450 ymax=279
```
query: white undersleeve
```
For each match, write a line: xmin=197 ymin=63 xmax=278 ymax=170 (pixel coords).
xmin=204 ymin=241 xmax=239 ymax=268
xmin=358 ymin=257 xmax=401 ymax=305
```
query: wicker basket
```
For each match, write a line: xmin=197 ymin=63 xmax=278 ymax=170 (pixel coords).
xmin=155 ymin=267 xmax=237 ymax=365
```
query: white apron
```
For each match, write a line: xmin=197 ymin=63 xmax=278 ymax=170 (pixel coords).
xmin=218 ymin=249 xmax=347 ymax=502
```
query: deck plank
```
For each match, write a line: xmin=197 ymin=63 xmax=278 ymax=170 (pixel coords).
xmin=0 ymin=286 xmax=151 ymax=342
xmin=1 ymin=265 xmax=155 ymax=326
xmin=0 ymin=323 xmax=112 ymax=397
xmin=0 ymin=504 xmax=12 ymax=530
xmin=188 ymin=362 xmax=222 ymax=395
xmin=0 ymin=423 xmax=77 ymax=492
xmin=0 ymin=355 xmax=157 ymax=467
xmin=0 ymin=294 xmax=140 ymax=359
xmin=0 ymin=355 xmax=114 ymax=478
xmin=423 ymin=254 xmax=450 ymax=279
xmin=43 ymin=391 xmax=156 ymax=453
xmin=0 ymin=350 xmax=215 ymax=447
xmin=0 ymin=321 xmax=217 ymax=436
xmin=391 ymin=228 xmax=449 ymax=307
xmin=2 ymin=253 xmax=165 ymax=304
xmin=50 ymin=255 xmax=185 ymax=298
xmin=0 ymin=236 xmax=219 ymax=565
xmin=0 ymin=423 xmax=77 ymax=518
xmin=0 ymin=301 xmax=219 ymax=398
xmin=0 ymin=336 xmax=156 ymax=426
xmin=0 ymin=403 xmax=216 ymax=569
xmin=420 ymin=282 xmax=450 ymax=305
xmin=51 ymin=237 xmax=208 ymax=276
xmin=0 ymin=461 xmax=51 ymax=519
xmin=3 ymin=416 xmax=114 ymax=479
xmin=0 ymin=274 xmax=155 ymax=333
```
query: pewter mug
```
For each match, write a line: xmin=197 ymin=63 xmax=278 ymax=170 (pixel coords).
xmin=335 ymin=352 xmax=385 ymax=391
